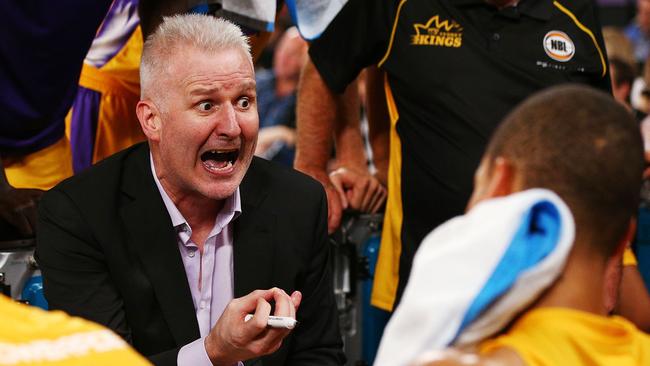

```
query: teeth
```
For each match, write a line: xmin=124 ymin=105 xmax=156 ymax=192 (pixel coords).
xmin=203 ymin=160 xmax=232 ymax=171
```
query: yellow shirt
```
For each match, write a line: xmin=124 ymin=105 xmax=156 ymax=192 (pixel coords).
xmin=480 ymin=307 xmax=650 ymax=366
xmin=0 ymin=295 xmax=150 ymax=366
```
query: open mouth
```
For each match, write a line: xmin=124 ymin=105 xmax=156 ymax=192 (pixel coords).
xmin=200 ymin=149 xmax=239 ymax=172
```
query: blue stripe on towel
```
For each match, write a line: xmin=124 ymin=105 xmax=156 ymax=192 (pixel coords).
xmin=452 ymin=200 xmax=561 ymax=342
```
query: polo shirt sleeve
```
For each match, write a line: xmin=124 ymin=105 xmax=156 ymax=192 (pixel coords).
xmin=308 ymin=0 xmax=398 ymax=93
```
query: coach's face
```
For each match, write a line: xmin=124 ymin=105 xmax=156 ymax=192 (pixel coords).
xmin=146 ymin=46 xmax=258 ymax=202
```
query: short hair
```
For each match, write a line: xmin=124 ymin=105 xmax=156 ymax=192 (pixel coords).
xmin=140 ymin=14 xmax=252 ymax=99
xmin=485 ymin=85 xmax=643 ymax=256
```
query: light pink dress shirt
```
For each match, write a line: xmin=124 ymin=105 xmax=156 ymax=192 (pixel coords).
xmin=151 ymin=156 xmax=243 ymax=366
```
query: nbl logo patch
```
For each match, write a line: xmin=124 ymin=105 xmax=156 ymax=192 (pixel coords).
xmin=543 ymin=31 xmax=575 ymax=62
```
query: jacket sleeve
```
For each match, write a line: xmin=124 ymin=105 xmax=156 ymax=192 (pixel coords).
xmin=286 ymin=186 xmax=347 ymax=365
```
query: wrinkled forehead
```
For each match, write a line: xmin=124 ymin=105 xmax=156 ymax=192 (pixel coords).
xmin=162 ymin=46 xmax=254 ymax=88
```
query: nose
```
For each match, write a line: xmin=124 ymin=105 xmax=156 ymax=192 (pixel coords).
xmin=214 ymin=103 xmax=241 ymax=139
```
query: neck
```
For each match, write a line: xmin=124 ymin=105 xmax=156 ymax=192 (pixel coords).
xmin=532 ymin=245 xmax=609 ymax=315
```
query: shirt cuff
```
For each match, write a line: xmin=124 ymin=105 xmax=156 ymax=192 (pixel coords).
xmin=177 ymin=337 xmax=243 ymax=366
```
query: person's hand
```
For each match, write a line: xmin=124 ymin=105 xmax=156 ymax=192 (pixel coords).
xmin=296 ymin=166 xmax=346 ymax=234
xmin=255 ymin=126 xmax=296 ymax=155
xmin=329 ymin=167 xmax=387 ymax=214
xmin=0 ymin=186 xmax=44 ymax=238
xmin=205 ymin=288 xmax=302 ymax=366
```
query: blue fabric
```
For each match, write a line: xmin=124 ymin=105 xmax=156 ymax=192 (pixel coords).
xmin=0 ymin=1 xmax=112 ymax=155
xmin=69 ymin=86 xmax=101 ymax=173
xmin=452 ymin=200 xmax=562 ymax=342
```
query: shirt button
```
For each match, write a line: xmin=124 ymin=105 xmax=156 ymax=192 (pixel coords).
xmin=492 ymin=33 xmax=500 ymax=41
xmin=188 ymin=250 xmax=196 ymax=258
xmin=199 ymin=300 xmax=207 ymax=309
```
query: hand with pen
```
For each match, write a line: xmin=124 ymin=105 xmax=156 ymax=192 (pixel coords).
xmin=205 ymin=288 xmax=301 ymax=366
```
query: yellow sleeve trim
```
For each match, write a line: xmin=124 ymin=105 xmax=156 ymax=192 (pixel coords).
xmin=552 ymin=1 xmax=607 ymax=78
xmin=378 ymin=0 xmax=408 ymax=68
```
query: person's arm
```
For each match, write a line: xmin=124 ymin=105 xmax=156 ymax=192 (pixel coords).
xmin=294 ymin=59 xmax=352 ymax=233
xmin=0 ymin=158 xmax=43 ymax=238
xmin=365 ymin=65 xmax=390 ymax=187
xmin=295 ymin=60 xmax=386 ymax=232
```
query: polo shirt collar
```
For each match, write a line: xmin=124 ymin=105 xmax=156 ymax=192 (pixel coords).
xmin=450 ymin=0 xmax=553 ymax=21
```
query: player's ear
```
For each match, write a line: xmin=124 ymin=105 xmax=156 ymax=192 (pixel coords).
xmin=467 ymin=157 xmax=517 ymax=210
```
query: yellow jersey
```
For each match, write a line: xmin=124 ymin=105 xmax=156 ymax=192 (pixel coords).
xmin=481 ymin=307 xmax=650 ymax=365
xmin=0 ymin=295 xmax=150 ymax=366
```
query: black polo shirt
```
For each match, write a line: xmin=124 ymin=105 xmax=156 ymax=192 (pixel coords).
xmin=309 ymin=0 xmax=610 ymax=311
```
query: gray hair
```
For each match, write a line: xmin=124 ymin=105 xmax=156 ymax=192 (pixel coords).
xmin=140 ymin=13 xmax=252 ymax=99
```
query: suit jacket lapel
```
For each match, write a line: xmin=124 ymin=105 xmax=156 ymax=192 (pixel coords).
xmin=234 ymin=158 xmax=276 ymax=298
xmin=119 ymin=144 xmax=200 ymax=346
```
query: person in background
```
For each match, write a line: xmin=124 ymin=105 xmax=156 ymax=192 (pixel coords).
xmin=0 ymin=1 xmax=113 ymax=238
xmin=625 ymin=0 xmax=650 ymax=67
xmin=254 ymin=27 xmax=307 ymax=166
xmin=296 ymin=0 xmax=612 ymax=314
xmin=416 ymin=85 xmax=650 ymax=366
xmin=0 ymin=293 xmax=151 ymax=366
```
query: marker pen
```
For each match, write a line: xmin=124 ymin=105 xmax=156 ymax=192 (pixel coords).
xmin=244 ymin=314 xmax=298 ymax=329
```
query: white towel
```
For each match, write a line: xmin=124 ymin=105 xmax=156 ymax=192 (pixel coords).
xmin=373 ymin=189 xmax=575 ymax=366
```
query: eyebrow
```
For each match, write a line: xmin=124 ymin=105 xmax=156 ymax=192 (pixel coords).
xmin=189 ymin=80 xmax=257 ymax=97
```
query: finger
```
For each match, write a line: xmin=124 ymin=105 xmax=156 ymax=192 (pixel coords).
xmin=290 ymin=291 xmax=302 ymax=314
xmin=244 ymin=297 xmax=272 ymax=339
xmin=237 ymin=289 xmax=277 ymax=313
xmin=328 ymin=174 xmax=348 ymax=209
xmin=272 ymin=289 xmax=292 ymax=317
xmin=359 ymin=180 xmax=378 ymax=211
xmin=370 ymin=186 xmax=387 ymax=213
xmin=346 ymin=177 xmax=369 ymax=210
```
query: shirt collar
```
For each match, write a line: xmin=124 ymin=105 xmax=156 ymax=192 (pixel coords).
xmin=450 ymin=0 xmax=553 ymax=21
xmin=150 ymin=153 xmax=242 ymax=235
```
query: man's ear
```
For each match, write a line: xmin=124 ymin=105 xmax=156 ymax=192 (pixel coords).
xmin=613 ymin=218 xmax=636 ymax=260
xmin=484 ymin=157 xmax=517 ymax=199
xmin=136 ymin=100 xmax=162 ymax=142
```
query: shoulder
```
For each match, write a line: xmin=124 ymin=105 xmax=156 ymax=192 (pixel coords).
xmin=413 ymin=347 xmax=524 ymax=366
xmin=0 ymin=295 xmax=149 ymax=365
xmin=46 ymin=143 xmax=147 ymax=198
xmin=39 ymin=143 xmax=149 ymax=220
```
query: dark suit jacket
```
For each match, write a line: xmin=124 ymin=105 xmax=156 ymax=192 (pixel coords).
xmin=36 ymin=143 xmax=345 ymax=366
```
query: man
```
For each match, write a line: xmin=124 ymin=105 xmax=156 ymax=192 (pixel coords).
xmin=0 ymin=293 xmax=151 ymax=365
xmin=412 ymin=85 xmax=650 ymax=365
xmin=36 ymin=14 xmax=345 ymax=366
xmin=295 ymin=0 xmax=612 ymax=312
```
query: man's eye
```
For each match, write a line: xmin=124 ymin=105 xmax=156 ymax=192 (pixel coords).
xmin=198 ymin=101 xmax=213 ymax=111
xmin=237 ymin=97 xmax=251 ymax=109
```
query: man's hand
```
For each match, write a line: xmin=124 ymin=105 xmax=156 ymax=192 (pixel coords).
xmin=0 ymin=186 xmax=43 ymax=238
xmin=205 ymin=288 xmax=302 ymax=365
xmin=329 ymin=167 xmax=386 ymax=214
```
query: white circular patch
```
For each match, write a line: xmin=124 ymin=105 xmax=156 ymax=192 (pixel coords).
xmin=543 ymin=31 xmax=575 ymax=62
